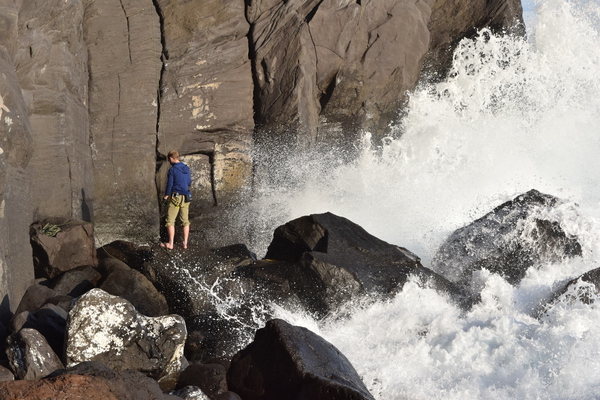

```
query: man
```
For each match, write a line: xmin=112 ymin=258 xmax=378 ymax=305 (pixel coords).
xmin=161 ymin=150 xmax=192 ymax=249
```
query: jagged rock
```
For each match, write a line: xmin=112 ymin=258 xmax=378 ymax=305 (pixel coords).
xmin=228 ymin=319 xmax=375 ymax=400
xmin=98 ymin=258 xmax=169 ymax=317
xmin=65 ymin=289 xmax=187 ymax=388
xmin=425 ymin=0 xmax=524 ymax=79
xmin=97 ymin=240 xmax=153 ymax=271
xmin=30 ymin=218 xmax=97 ymax=279
xmin=10 ymin=304 xmax=67 ymax=358
xmin=0 ymin=365 xmax=14 ymax=382
xmin=15 ymin=0 xmax=93 ymax=221
xmin=431 ymin=190 xmax=582 ymax=289
xmin=177 ymin=362 xmax=228 ymax=398
xmin=46 ymin=265 xmax=102 ymax=297
xmin=247 ymin=0 xmax=524 ymax=142
xmin=82 ymin=0 xmax=162 ymax=243
xmin=259 ymin=212 xmax=465 ymax=314
xmin=0 ymin=361 xmax=179 ymax=399
xmin=540 ymin=268 xmax=600 ymax=313
xmin=6 ymin=328 xmax=64 ymax=380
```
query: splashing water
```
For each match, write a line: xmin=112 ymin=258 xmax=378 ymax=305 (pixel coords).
xmin=199 ymin=1 xmax=600 ymax=398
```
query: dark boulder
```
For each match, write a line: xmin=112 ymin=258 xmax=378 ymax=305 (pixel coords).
xmin=10 ymin=304 xmax=67 ymax=359
xmin=98 ymin=258 xmax=169 ymax=317
xmin=30 ymin=218 xmax=97 ymax=279
xmin=177 ymin=362 xmax=228 ymax=398
xmin=45 ymin=265 xmax=101 ymax=297
xmin=144 ymin=244 xmax=256 ymax=320
xmin=65 ymin=289 xmax=187 ymax=389
xmin=539 ymin=268 xmax=600 ymax=314
xmin=260 ymin=212 xmax=465 ymax=314
xmin=6 ymin=328 xmax=64 ymax=380
xmin=431 ymin=190 xmax=582 ymax=289
xmin=15 ymin=284 xmax=60 ymax=315
xmin=97 ymin=240 xmax=153 ymax=272
xmin=0 ymin=365 xmax=14 ymax=382
xmin=227 ymin=319 xmax=375 ymax=400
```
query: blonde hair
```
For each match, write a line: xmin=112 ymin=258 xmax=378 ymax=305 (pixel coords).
xmin=167 ymin=150 xmax=180 ymax=160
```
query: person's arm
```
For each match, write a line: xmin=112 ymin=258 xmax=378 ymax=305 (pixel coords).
xmin=164 ymin=169 xmax=173 ymax=199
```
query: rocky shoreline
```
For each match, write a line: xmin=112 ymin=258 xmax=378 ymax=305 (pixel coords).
xmin=0 ymin=190 xmax=589 ymax=400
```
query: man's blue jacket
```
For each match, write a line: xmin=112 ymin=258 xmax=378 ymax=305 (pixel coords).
xmin=165 ymin=162 xmax=192 ymax=196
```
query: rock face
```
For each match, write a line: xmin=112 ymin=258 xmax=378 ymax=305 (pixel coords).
xmin=227 ymin=319 xmax=375 ymax=400
xmin=83 ymin=0 xmax=163 ymax=242
xmin=30 ymin=218 xmax=97 ymax=279
xmin=0 ymin=0 xmax=35 ymax=320
xmin=258 ymin=212 xmax=464 ymax=314
xmin=431 ymin=190 xmax=582 ymax=288
xmin=6 ymin=328 xmax=64 ymax=380
xmin=65 ymin=289 xmax=187 ymax=386
xmin=248 ymin=0 xmax=523 ymax=142
xmin=16 ymin=0 xmax=93 ymax=221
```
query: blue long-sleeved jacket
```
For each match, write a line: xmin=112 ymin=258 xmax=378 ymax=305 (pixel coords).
xmin=165 ymin=162 xmax=192 ymax=196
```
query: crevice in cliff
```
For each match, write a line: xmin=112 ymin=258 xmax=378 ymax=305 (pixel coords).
xmin=244 ymin=0 xmax=263 ymax=129
xmin=118 ymin=0 xmax=132 ymax=64
xmin=151 ymin=0 xmax=168 ymax=150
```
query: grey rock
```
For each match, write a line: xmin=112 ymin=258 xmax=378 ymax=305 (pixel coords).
xmin=15 ymin=284 xmax=59 ymax=315
xmin=6 ymin=328 xmax=64 ymax=380
xmin=11 ymin=305 xmax=67 ymax=359
xmin=431 ymin=190 xmax=582 ymax=290
xmin=15 ymin=0 xmax=93 ymax=222
xmin=0 ymin=365 xmax=13 ymax=382
xmin=227 ymin=319 xmax=375 ymax=400
xmin=65 ymin=289 xmax=187 ymax=388
xmin=83 ymin=0 xmax=162 ymax=243
xmin=0 ymin=0 xmax=35 ymax=321
xmin=169 ymin=386 xmax=210 ymax=400
xmin=98 ymin=257 xmax=169 ymax=317
xmin=30 ymin=218 xmax=97 ymax=279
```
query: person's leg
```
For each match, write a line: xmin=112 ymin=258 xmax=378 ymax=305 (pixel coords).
xmin=162 ymin=198 xmax=179 ymax=249
xmin=180 ymin=201 xmax=190 ymax=249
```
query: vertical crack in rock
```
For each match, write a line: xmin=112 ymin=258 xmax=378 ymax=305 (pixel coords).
xmin=208 ymin=152 xmax=218 ymax=206
xmin=118 ymin=0 xmax=132 ymax=64
xmin=152 ymin=0 xmax=167 ymax=155
xmin=244 ymin=0 xmax=262 ymax=129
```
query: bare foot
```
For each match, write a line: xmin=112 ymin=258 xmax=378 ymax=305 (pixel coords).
xmin=159 ymin=242 xmax=173 ymax=250
xmin=182 ymin=243 xmax=188 ymax=250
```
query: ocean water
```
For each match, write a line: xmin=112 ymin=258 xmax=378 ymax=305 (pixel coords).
xmin=219 ymin=0 xmax=600 ymax=398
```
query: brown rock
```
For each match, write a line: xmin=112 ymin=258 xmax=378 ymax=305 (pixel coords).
xmin=83 ymin=0 xmax=163 ymax=243
xmin=97 ymin=240 xmax=153 ymax=271
xmin=0 ymin=375 xmax=119 ymax=400
xmin=30 ymin=218 xmax=97 ymax=279
xmin=14 ymin=284 xmax=58 ymax=315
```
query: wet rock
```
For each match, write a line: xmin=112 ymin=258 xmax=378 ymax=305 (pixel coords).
xmin=260 ymin=212 xmax=464 ymax=314
xmin=6 ymin=328 xmax=64 ymax=380
xmin=145 ymin=244 xmax=256 ymax=321
xmin=65 ymin=289 xmax=187 ymax=388
xmin=30 ymin=218 xmax=97 ymax=279
xmin=97 ymin=240 xmax=153 ymax=272
xmin=98 ymin=258 xmax=169 ymax=317
xmin=46 ymin=265 xmax=101 ymax=297
xmin=215 ymin=392 xmax=242 ymax=400
xmin=431 ymin=190 xmax=582 ymax=289
xmin=10 ymin=304 xmax=67 ymax=358
xmin=177 ymin=362 xmax=228 ymax=398
xmin=227 ymin=319 xmax=375 ymax=400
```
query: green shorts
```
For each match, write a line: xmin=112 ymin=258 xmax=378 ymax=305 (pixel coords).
xmin=165 ymin=194 xmax=190 ymax=227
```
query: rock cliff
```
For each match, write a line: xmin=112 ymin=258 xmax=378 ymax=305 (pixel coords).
xmin=0 ymin=0 xmax=523 ymax=311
